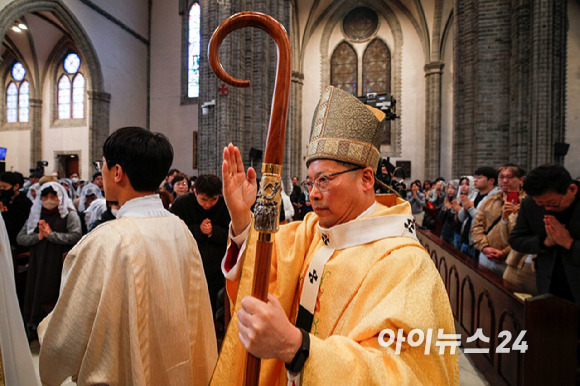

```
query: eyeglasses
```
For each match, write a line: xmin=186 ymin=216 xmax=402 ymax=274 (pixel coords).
xmin=534 ymin=195 xmax=564 ymax=209
xmin=498 ymin=175 xmax=516 ymax=180
xmin=300 ymin=166 xmax=362 ymax=193
xmin=174 ymin=181 xmax=189 ymax=187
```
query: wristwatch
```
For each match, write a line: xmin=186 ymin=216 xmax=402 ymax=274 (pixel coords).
xmin=285 ymin=328 xmax=310 ymax=374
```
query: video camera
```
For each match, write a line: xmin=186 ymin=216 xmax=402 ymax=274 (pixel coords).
xmin=358 ymin=93 xmax=398 ymax=121
xmin=29 ymin=160 xmax=48 ymax=176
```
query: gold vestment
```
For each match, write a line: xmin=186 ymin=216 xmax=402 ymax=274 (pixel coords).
xmin=213 ymin=196 xmax=459 ymax=385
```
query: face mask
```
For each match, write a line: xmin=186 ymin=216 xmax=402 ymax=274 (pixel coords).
xmin=71 ymin=177 xmax=79 ymax=184
xmin=111 ymin=208 xmax=118 ymax=217
xmin=42 ymin=199 xmax=59 ymax=210
xmin=0 ymin=188 xmax=13 ymax=201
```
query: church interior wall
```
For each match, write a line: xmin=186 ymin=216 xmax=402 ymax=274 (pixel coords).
xmin=40 ymin=63 xmax=90 ymax=179
xmin=565 ymin=0 xmax=580 ymax=179
xmin=0 ymin=129 xmax=29 ymax=173
xmin=299 ymin=1 xmax=430 ymax=181
xmin=398 ymin=15 xmax=426 ymax=181
xmin=62 ymin=0 xmax=148 ymax=145
xmin=0 ymin=0 xmax=578 ymax=184
xmin=149 ymin=0 xmax=198 ymax=177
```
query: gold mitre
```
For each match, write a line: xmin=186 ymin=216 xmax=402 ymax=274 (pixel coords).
xmin=306 ymin=86 xmax=386 ymax=168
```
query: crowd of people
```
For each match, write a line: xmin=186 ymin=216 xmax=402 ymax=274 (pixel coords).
xmin=0 ymin=161 xmax=231 ymax=344
xmin=387 ymin=163 xmax=580 ymax=302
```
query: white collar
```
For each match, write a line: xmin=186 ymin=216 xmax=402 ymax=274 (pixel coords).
xmin=317 ymin=201 xmax=377 ymax=233
xmin=116 ymin=194 xmax=171 ymax=219
xmin=316 ymin=201 xmax=416 ymax=250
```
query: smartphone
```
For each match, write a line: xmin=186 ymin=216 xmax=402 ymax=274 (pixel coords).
xmin=507 ymin=191 xmax=519 ymax=205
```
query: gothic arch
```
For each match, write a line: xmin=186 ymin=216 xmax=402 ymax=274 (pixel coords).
xmin=319 ymin=2 xmax=403 ymax=157
xmin=0 ymin=0 xmax=108 ymax=165
xmin=1 ymin=52 xmax=35 ymax=128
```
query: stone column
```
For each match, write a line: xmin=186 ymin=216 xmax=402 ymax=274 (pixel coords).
xmin=286 ymin=70 xmax=303 ymax=183
xmin=424 ymin=62 xmax=444 ymax=179
xmin=29 ymin=98 xmax=42 ymax=167
xmin=530 ymin=0 xmax=567 ymax=166
xmin=87 ymin=91 xmax=111 ymax=163
xmin=453 ymin=0 xmax=477 ymax=177
xmin=509 ymin=0 xmax=531 ymax=168
xmin=198 ymin=0 xmax=293 ymax=176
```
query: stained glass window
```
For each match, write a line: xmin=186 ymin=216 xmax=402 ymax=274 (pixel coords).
xmin=6 ymin=83 xmax=18 ymax=123
xmin=72 ymin=74 xmax=85 ymax=118
xmin=5 ymin=62 xmax=29 ymax=123
xmin=188 ymin=3 xmax=201 ymax=98
xmin=12 ymin=62 xmax=25 ymax=81
xmin=331 ymin=42 xmax=357 ymax=96
xmin=58 ymin=52 xmax=84 ymax=119
xmin=362 ymin=39 xmax=390 ymax=94
xmin=19 ymin=81 xmax=29 ymax=122
xmin=64 ymin=53 xmax=81 ymax=73
xmin=58 ymin=75 xmax=71 ymax=120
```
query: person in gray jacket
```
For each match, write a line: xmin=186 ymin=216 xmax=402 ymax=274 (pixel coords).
xmin=406 ymin=180 xmax=426 ymax=226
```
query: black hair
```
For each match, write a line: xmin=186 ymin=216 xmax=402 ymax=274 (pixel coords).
xmin=459 ymin=176 xmax=470 ymax=185
xmin=167 ymin=168 xmax=180 ymax=177
xmin=194 ymin=174 xmax=222 ymax=197
xmin=473 ymin=166 xmax=497 ymax=185
xmin=0 ymin=171 xmax=23 ymax=188
xmin=103 ymin=127 xmax=174 ymax=192
xmin=172 ymin=173 xmax=190 ymax=188
xmin=92 ymin=172 xmax=102 ymax=181
xmin=523 ymin=164 xmax=572 ymax=196
xmin=40 ymin=186 xmax=57 ymax=197
xmin=497 ymin=163 xmax=526 ymax=178
xmin=410 ymin=181 xmax=421 ymax=189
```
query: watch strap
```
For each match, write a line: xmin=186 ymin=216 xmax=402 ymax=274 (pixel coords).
xmin=285 ymin=328 xmax=310 ymax=374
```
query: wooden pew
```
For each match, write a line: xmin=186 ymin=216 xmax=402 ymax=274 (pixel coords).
xmin=418 ymin=229 xmax=578 ymax=385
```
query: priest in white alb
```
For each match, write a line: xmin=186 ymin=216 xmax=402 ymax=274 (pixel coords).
xmin=38 ymin=127 xmax=217 ymax=385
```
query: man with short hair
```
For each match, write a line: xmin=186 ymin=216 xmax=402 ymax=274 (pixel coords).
xmin=457 ymin=166 xmax=501 ymax=258
xmin=509 ymin=164 xmax=580 ymax=304
xmin=472 ymin=164 xmax=525 ymax=275
xmin=211 ymin=86 xmax=458 ymax=384
xmin=171 ymin=174 xmax=231 ymax=313
xmin=38 ymin=127 xmax=217 ymax=385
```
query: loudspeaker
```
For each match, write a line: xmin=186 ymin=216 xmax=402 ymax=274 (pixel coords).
xmin=249 ymin=148 xmax=263 ymax=160
xmin=554 ymin=142 xmax=570 ymax=157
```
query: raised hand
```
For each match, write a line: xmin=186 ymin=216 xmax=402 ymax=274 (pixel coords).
xmin=222 ymin=143 xmax=257 ymax=235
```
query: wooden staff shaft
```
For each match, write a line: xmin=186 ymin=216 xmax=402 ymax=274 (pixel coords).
xmin=208 ymin=12 xmax=292 ymax=386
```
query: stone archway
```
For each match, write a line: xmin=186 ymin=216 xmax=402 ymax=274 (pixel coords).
xmin=0 ymin=0 xmax=109 ymax=166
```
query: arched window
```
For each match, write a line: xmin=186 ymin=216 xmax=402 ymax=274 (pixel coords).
xmin=362 ymin=39 xmax=391 ymax=94
xmin=330 ymin=42 xmax=357 ymax=96
xmin=57 ymin=52 xmax=85 ymax=120
xmin=187 ymin=2 xmax=201 ymax=98
xmin=5 ymin=62 xmax=29 ymax=123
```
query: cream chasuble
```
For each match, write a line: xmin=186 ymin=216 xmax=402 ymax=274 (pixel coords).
xmin=212 ymin=195 xmax=459 ymax=385
xmin=38 ymin=196 xmax=217 ymax=385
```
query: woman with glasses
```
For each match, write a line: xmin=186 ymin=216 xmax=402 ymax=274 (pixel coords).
xmin=171 ymin=173 xmax=190 ymax=199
